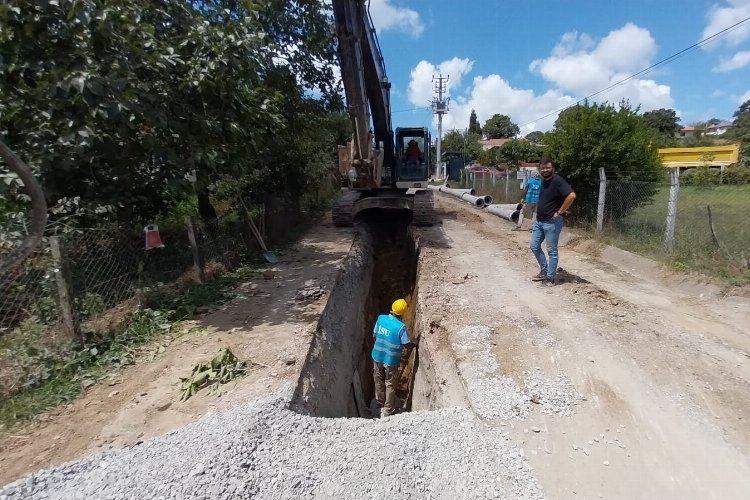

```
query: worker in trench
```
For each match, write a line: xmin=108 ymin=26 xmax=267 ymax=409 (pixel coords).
xmin=371 ymin=298 xmax=415 ymax=417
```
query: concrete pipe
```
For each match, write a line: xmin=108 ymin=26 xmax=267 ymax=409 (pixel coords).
xmin=487 ymin=204 xmax=520 ymax=223
xmin=447 ymin=187 xmax=476 ymax=196
xmin=459 ymin=193 xmax=486 ymax=208
xmin=482 ymin=195 xmax=493 ymax=205
xmin=427 ymin=184 xmax=441 ymax=192
xmin=438 ymin=186 xmax=476 ymax=197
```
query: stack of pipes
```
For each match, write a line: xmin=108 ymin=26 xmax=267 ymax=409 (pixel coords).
xmin=428 ymin=185 xmax=521 ymax=222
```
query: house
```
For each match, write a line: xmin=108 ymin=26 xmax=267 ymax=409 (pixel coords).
xmin=478 ymin=138 xmax=511 ymax=150
xmin=677 ymin=127 xmax=698 ymax=139
xmin=706 ymin=120 xmax=734 ymax=136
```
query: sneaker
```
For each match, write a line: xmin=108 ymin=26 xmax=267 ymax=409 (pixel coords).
xmin=538 ymin=279 xmax=556 ymax=287
xmin=531 ymin=271 xmax=547 ymax=281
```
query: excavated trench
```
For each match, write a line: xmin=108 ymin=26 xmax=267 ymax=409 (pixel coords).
xmin=291 ymin=212 xmax=441 ymax=418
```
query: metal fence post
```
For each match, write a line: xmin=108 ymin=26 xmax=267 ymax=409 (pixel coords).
xmin=49 ymin=236 xmax=82 ymax=345
xmin=664 ymin=167 xmax=680 ymax=250
xmin=185 ymin=216 xmax=205 ymax=283
xmin=596 ymin=167 xmax=607 ymax=231
xmin=472 ymin=172 xmax=476 ymax=189
xmin=482 ymin=173 xmax=485 ymax=190
xmin=504 ymin=171 xmax=509 ymax=202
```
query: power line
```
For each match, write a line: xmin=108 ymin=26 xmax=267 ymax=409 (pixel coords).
xmin=392 ymin=106 xmax=431 ymax=113
xmin=520 ymin=15 xmax=750 ymax=129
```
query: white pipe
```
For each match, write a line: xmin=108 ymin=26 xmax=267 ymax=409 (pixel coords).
xmin=487 ymin=204 xmax=520 ymax=222
xmin=459 ymin=193 xmax=485 ymax=208
xmin=446 ymin=187 xmax=476 ymax=196
xmin=439 ymin=186 xmax=476 ymax=197
xmin=482 ymin=195 xmax=493 ymax=205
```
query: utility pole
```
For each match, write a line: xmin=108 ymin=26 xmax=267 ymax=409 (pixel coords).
xmin=431 ymin=74 xmax=449 ymax=179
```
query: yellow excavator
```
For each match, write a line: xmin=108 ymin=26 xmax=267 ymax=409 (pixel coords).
xmin=331 ymin=0 xmax=434 ymax=226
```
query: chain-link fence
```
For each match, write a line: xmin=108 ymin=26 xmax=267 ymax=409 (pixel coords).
xmin=455 ymin=168 xmax=749 ymax=283
xmin=572 ymin=172 xmax=749 ymax=283
xmin=0 ymin=197 xmax=304 ymax=398
xmin=461 ymin=170 xmax=525 ymax=204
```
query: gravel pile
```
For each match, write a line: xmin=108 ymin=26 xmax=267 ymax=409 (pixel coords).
xmin=1 ymin=386 xmax=544 ymax=500
xmin=524 ymin=371 xmax=578 ymax=417
xmin=453 ymin=325 xmax=578 ymax=421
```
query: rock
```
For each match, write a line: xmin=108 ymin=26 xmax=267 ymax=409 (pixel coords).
xmin=603 ymin=460 xmax=610 ymax=466
xmin=194 ymin=306 xmax=210 ymax=315
xmin=156 ymin=402 xmax=172 ymax=412
xmin=531 ymin=427 xmax=541 ymax=433
xmin=262 ymin=270 xmax=275 ymax=280
xmin=108 ymin=390 xmax=119 ymax=398
xmin=284 ymin=358 xmax=296 ymax=366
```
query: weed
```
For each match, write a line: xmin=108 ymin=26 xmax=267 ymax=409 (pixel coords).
xmin=0 ymin=309 xmax=170 ymax=427
xmin=671 ymin=261 xmax=689 ymax=271
xmin=179 ymin=348 xmax=247 ymax=401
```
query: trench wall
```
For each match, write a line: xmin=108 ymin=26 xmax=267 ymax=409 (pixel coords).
xmin=290 ymin=229 xmax=376 ymax=417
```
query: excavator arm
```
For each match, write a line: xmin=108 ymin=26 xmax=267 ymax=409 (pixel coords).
xmin=332 ymin=0 xmax=395 ymax=188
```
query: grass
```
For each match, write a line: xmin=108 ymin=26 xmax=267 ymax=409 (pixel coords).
xmin=593 ymin=184 xmax=750 ymax=286
xmin=0 ymin=264 xmax=258 ymax=430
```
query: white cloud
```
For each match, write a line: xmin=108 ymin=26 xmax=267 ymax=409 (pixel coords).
xmin=739 ymin=89 xmax=750 ymax=103
xmin=369 ymin=0 xmax=424 ymax=38
xmin=407 ymin=58 xmax=474 ymax=106
xmin=529 ymin=23 xmax=673 ymax=110
xmin=406 ymin=24 xmax=675 ymax=136
xmin=713 ymin=50 xmax=750 ymax=71
xmin=444 ymin=75 xmax=575 ymax=135
xmin=700 ymin=0 xmax=750 ymax=49
xmin=407 ymin=58 xmax=574 ymax=134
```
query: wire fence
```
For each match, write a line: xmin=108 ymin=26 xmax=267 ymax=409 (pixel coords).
xmin=457 ymin=168 xmax=750 ymax=283
xmin=0 ymin=190 xmax=315 ymax=401
xmin=0 ymin=218 xmax=249 ymax=342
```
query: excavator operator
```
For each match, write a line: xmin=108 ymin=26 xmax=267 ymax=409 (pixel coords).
xmin=404 ymin=139 xmax=423 ymax=176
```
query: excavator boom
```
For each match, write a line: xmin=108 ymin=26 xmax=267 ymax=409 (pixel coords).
xmin=331 ymin=0 xmax=434 ymax=226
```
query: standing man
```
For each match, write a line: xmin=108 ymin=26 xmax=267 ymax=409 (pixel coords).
xmin=516 ymin=170 xmax=541 ymax=230
xmin=372 ymin=298 xmax=415 ymax=417
xmin=530 ymin=159 xmax=576 ymax=286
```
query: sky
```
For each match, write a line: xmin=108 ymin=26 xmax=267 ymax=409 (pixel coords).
xmin=362 ymin=0 xmax=750 ymax=135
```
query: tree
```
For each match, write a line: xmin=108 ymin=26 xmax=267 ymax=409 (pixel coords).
xmin=0 ymin=0 xmax=339 ymax=229
xmin=525 ymin=131 xmax=545 ymax=144
xmin=482 ymin=114 xmax=519 ymax=139
xmin=498 ymin=139 xmax=535 ymax=169
xmin=641 ymin=108 xmax=680 ymax=145
xmin=441 ymin=130 xmax=483 ymax=162
xmin=727 ymin=100 xmax=750 ymax=166
xmin=543 ymin=102 xmax=662 ymax=222
xmin=477 ymin=147 xmax=500 ymax=167
xmin=468 ymin=109 xmax=482 ymax=135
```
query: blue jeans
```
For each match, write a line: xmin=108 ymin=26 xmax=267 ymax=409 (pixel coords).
xmin=530 ymin=218 xmax=564 ymax=281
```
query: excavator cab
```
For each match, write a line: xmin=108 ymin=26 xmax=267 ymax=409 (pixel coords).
xmin=394 ymin=127 xmax=430 ymax=188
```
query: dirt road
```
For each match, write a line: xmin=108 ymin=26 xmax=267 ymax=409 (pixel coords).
xmin=416 ymin=194 xmax=750 ymax=498
xmin=2 ymin=194 xmax=749 ymax=499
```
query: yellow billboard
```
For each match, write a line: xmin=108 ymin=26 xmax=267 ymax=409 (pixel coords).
xmin=657 ymin=144 xmax=740 ymax=167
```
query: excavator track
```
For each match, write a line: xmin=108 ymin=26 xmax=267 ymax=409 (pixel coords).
xmin=412 ymin=190 xmax=435 ymax=226
xmin=332 ymin=191 xmax=360 ymax=227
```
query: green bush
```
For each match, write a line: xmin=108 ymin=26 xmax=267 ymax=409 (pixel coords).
xmin=723 ymin=167 xmax=750 ymax=185
xmin=681 ymin=166 xmax=750 ymax=186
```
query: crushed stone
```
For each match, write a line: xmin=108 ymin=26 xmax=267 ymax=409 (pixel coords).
xmin=524 ymin=372 xmax=578 ymax=416
xmin=1 ymin=386 xmax=545 ymax=500
xmin=453 ymin=325 xmax=577 ymax=421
